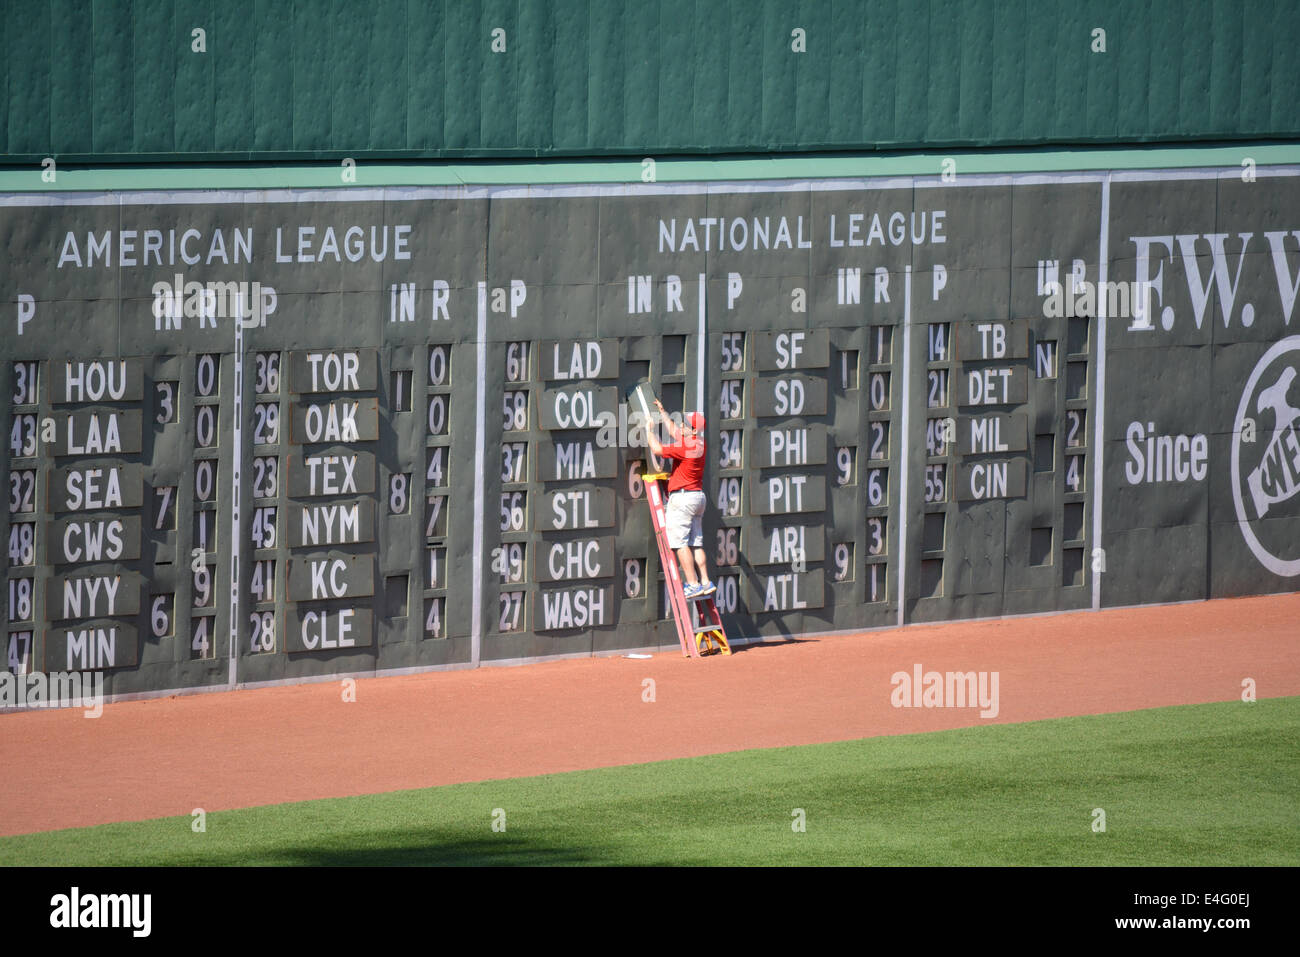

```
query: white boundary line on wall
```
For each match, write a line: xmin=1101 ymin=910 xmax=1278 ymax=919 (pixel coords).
xmin=697 ymin=273 xmax=706 ymax=409
xmin=472 ymin=282 xmax=487 ymax=667
xmin=1092 ymin=177 xmax=1112 ymax=612
xmin=897 ymin=265 xmax=913 ymax=627
xmin=228 ymin=309 xmax=243 ymax=685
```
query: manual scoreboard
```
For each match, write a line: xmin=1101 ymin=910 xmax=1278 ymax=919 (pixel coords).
xmin=5 ymin=170 xmax=1296 ymax=696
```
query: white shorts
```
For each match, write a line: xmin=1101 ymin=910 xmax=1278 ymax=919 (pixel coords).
xmin=665 ymin=490 xmax=706 ymax=549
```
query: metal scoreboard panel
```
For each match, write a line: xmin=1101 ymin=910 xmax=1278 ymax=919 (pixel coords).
xmin=2 ymin=169 xmax=1298 ymax=696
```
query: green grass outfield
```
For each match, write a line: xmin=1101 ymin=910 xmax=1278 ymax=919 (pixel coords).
xmin=3 ymin=698 xmax=1296 ymax=866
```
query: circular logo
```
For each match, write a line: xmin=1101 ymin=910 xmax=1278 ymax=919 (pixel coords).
xmin=1232 ymin=336 xmax=1300 ymax=577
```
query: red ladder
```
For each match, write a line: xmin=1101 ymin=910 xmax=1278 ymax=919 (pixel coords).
xmin=642 ymin=471 xmax=732 ymax=658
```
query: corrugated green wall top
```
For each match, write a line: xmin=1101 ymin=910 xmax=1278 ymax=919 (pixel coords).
xmin=4 ymin=0 xmax=1298 ymax=165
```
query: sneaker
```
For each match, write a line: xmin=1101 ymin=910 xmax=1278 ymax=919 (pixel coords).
xmin=683 ymin=583 xmax=702 ymax=599
xmin=697 ymin=580 xmax=717 ymax=597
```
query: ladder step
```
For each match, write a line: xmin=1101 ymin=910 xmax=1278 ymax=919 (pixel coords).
xmin=693 ymin=623 xmax=722 ymax=635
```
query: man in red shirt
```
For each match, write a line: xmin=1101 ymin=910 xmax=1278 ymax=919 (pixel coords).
xmin=647 ymin=399 xmax=714 ymax=598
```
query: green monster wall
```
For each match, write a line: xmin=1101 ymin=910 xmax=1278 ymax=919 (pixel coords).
xmin=3 ymin=0 xmax=1299 ymax=165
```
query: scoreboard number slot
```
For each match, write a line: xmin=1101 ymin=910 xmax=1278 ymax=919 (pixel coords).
xmin=12 ymin=361 xmax=39 ymax=405
xmin=924 ymin=464 xmax=948 ymax=504
xmin=196 ymin=354 xmax=218 ymax=397
xmin=501 ymin=443 xmax=527 ymax=483
xmin=869 ymin=373 xmax=890 ymax=411
xmin=10 ymin=413 xmax=37 ymax=457
xmin=833 ymin=543 xmax=853 ymax=582
xmin=155 ymin=382 xmax=177 ymax=424
xmin=251 ymin=507 xmax=277 ymax=550
xmin=8 ymin=522 xmax=36 ymax=567
xmin=250 ymin=560 xmax=276 ymax=603
xmin=506 ymin=341 xmax=530 ymax=382
xmin=715 ymin=527 xmax=739 ymax=567
xmin=428 ymin=394 xmax=449 ymax=435
xmin=425 ymin=496 xmax=448 ymax=538
xmin=498 ymin=590 xmax=525 ymax=632
xmin=426 ymin=447 xmax=448 ymax=488
xmin=719 ymin=380 xmax=743 ymax=420
xmin=7 ymin=631 xmax=34 ymax=675
xmin=428 ymin=346 xmax=450 ymax=386
xmin=388 ymin=474 xmax=410 ymax=515
xmin=867 ymin=468 xmax=887 ymax=508
xmin=502 ymin=391 xmax=528 ymax=432
xmin=719 ymin=430 xmax=742 ymax=469
xmin=248 ymin=611 xmax=276 ymax=653
xmin=10 ymin=470 xmax=36 ymax=514
xmin=867 ymin=517 xmax=887 ymax=556
xmin=190 ymin=616 xmax=213 ymax=659
xmin=834 ymin=447 xmax=856 ymax=487
xmin=253 ymin=403 xmax=280 ymax=445
xmin=494 ymin=542 xmax=526 ymax=584
xmin=253 ymin=352 xmax=280 ymax=395
xmin=499 ymin=492 xmax=527 ymax=532
xmin=150 ymin=594 xmax=174 ymax=638
xmin=623 ymin=559 xmax=643 ymax=598
xmin=194 ymin=460 xmax=216 ymax=503
xmin=424 ymin=597 xmax=446 ymax=639
xmin=720 ymin=333 xmax=745 ymax=372
xmin=7 ymin=577 xmax=35 ymax=622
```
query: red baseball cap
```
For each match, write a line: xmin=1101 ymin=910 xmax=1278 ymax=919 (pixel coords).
xmin=686 ymin=411 xmax=706 ymax=431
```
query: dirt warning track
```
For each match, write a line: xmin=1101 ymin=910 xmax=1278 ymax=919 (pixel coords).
xmin=2 ymin=593 xmax=1297 ymax=837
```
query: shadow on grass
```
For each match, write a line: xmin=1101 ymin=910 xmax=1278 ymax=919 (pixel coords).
xmin=187 ymin=829 xmax=607 ymax=867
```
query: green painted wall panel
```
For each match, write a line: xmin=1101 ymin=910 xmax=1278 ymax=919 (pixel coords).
xmin=173 ymin=0 xmax=214 ymax=153
xmin=515 ymin=0 xmax=552 ymax=151
xmin=586 ymin=0 xmax=622 ymax=151
xmin=329 ymin=0 xmax=374 ymax=153
xmin=656 ymin=0 xmax=690 ymax=150
xmin=1020 ymin=2 xmax=1055 ymax=145
xmin=1146 ymin=2 xmax=1182 ymax=140
xmin=1051 ymin=2 xmax=1089 ymax=142
xmin=479 ymin=0 xmax=517 ymax=150
xmin=90 ymin=0 xmax=132 ymax=154
xmin=793 ymin=0 xmax=830 ymax=148
xmin=759 ymin=0 xmax=793 ymax=147
xmin=1268 ymin=0 xmax=1299 ymax=134
xmin=1237 ymin=0 xmax=1272 ymax=134
xmin=9 ymin=0 xmax=50 ymax=155
xmin=1208 ymin=0 xmax=1243 ymax=136
xmin=693 ymin=1 xmax=728 ymax=148
xmin=1084 ymin=5 xmax=1118 ymax=141
xmin=892 ymin=1 xmax=927 ymax=145
xmin=861 ymin=0 xmax=897 ymax=145
xmin=925 ymin=0 xmax=960 ymax=145
xmin=212 ymin=0 xmax=253 ymax=153
xmin=251 ymin=0 xmax=292 ymax=152
xmin=50 ymin=0 xmax=93 ymax=154
xmin=292 ymin=0 xmax=330 ymax=149
xmin=404 ymin=0 xmax=444 ymax=152
xmin=368 ymin=0 xmax=407 ymax=150
xmin=988 ymin=0 xmax=1021 ymax=142
xmin=1178 ymin=0 xmax=1213 ymax=137
xmin=0 ymin=9 xmax=6 ymax=158
xmin=134 ymin=0 xmax=175 ymax=153
xmin=826 ymin=0 xmax=863 ymax=146
xmin=725 ymin=0 xmax=761 ymax=148
xmin=551 ymin=0 xmax=587 ymax=151
xmin=621 ymin=0 xmax=656 ymax=152
xmin=442 ymin=0 xmax=481 ymax=151
xmin=4 ymin=0 xmax=1299 ymax=164
xmin=1114 ymin=0 xmax=1150 ymax=140
xmin=957 ymin=0 xmax=992 ymax=144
